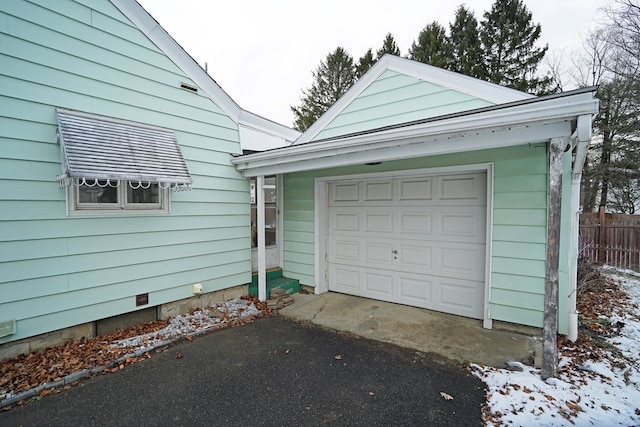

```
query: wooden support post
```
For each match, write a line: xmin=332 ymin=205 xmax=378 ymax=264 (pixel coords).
xmin=542 ymin=138 xmax=563 ymax=380
xmin=257 ymin=175 xmax=267 ymax=302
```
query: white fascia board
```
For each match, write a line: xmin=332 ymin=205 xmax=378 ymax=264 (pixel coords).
xmin=381 ymin=55 xmax=533 ymax=104
xmin=235 ymin=121 xmax=571 ymax=177
xmin=294 ymin=55 xmax=533 ymax=144
xmin=232 ymin=91 xmax=599 ymax=176
xmin=110 ymin=0 xmax=242 ymax=122
xmin=238 ymin=110 xmax=301 ymax=142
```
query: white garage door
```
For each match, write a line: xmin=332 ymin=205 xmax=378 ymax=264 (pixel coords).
xmin=327 ymin=172 xmax=486 ymax=319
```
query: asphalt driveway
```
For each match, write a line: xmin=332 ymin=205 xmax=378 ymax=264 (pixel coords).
xmin=0 ymin=317 xmax=485 ymax=426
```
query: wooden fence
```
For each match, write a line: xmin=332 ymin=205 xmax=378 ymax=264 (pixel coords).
xmin=579 ymin=208 xmax=640 ymax=272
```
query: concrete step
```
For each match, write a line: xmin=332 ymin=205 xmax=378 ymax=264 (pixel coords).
xmin=248 ymin=275 xmax=300 ymax=298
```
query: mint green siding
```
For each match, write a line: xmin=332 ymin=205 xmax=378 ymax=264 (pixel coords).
xmin=283 ymin=144 xmax=561 ymax=331
xmin=313 ymin=70 xmax=493 ymax=141
xmin=283 ymin=174 xmax=317 ymax=285
xmin=491 ymin=149 xmax=548 ymax=328
xmin=0 ymin=0 xmax=249 ymax=343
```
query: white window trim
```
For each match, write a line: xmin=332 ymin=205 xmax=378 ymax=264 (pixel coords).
xmin=66 ymin=180 xmax=170 ymax=216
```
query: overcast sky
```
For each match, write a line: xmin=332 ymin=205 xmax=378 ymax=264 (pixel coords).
xmin=136 ymin=0 xmax=610 ymax=128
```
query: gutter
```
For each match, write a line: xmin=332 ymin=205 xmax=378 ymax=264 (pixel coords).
xmin=568 ymin=114 xmax=598 ymax=342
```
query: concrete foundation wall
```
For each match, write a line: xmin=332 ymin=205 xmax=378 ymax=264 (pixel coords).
xmin=0 ymin=285 xmax=247 ymax=362
xmin=158 ymin=286 xmax=246 ymax=319
xmin=95 ymin=307 xmax=158 ymax=337
xmin=0 ymin=323 xmax=95 ymax=362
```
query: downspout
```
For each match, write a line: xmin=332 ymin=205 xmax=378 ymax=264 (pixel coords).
xmin=257 ymin=175 xmax=267 ymax=301
xmin=567 ymin=114 xmax=593 ymax=341
xmin=567 ymin=173 xmax=582 ymax=342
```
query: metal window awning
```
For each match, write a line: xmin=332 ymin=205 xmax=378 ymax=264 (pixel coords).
xmin=56 ymin=108 xmax=192 ymax=191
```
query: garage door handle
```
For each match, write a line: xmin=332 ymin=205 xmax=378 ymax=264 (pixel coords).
xmin=392 ymin=250 xmax=398 ymax=254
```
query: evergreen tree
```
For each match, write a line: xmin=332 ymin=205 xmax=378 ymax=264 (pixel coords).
xmin=480 ymin=0 xmax=550 ymax=93
xmin=449 ymin=5 xmax=486 ymax=79
xmin=376 ymin=32 xmax=401 ymax=58
xmin=291 ymin=47 xmax=356 ymax=132
xmin=408 ymin=21 xmax=453 ymax=69
xmin=356 ymin=33 xmax=402 ymax=78
xmin=356 ymin=49 xmax=375 ymax=79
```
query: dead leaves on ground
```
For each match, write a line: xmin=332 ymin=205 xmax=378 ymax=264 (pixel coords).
xmin=1 ymin=338 xmax=122 ymax=395
xmin=577 ymin=275 xmax=639 ymax=329
xmin=559 ymin=277 xmax=636 ymax=376
xmin=0 ymin=296 xmax=272 ymax=402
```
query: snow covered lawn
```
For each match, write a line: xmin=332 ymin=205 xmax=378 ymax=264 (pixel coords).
xmin=472 ymin=268 xmax=640 ymax=426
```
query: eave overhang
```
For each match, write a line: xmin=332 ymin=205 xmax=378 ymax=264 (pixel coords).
xmin=232 ymin=88 xmax=599 ymax=177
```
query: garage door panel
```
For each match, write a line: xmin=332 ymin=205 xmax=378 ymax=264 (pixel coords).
xmin=327 ymin=171 xmax=486 ymax=320
xmin=437 ymin=244 xmax=485 ymax=280
xmin=397 ymin=244 xmax=432 ymax=268
xmin=330 ymin=264 xmax=483 ymax=319
xmin=332 ymin=212 xmax=360 ymax=231
xmin=398 ymin=212 xmax=433 ymax=235
xmin=330 ymin=173 xmax=486 ymax=207
xmin=440 ymin=212 xmax=478 ymax=235
xmin=364 ymin=180 xmax=393 ymax=201
xmin=398 ymin=177 xmax=433 ymax=201
xmin=440 ymin=175 xmax=483 ymax=200
xmin=364 ymin=241 xmax=394 ymax=264
xmin=398 ymin=274 xmax=433 ymax=305
xmin=331 ymin=239 xmax=360 ymax=262
xmin=439 ymin=174 xmax=486 ymax=200
xmin=364 ymin=212 xmax=393 ymax=232
xmin=364 ymin=271 xmax=394 ymax=298
xmin=333 ymin=182 xmax=360 ymax=202
xmin=331 ymin=239 xmax=482 ymax=281
xmin=437 ymin=278 xmax=484 ymax=318
xmin=438 ymin=208 xmax=485 ymax=242
xmin=330 ymin=265 xmax=361 ymax=294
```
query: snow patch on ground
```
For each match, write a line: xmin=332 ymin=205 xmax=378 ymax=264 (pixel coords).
xmin=110 ymin=299 xmax=261 ymax=351
xmin=472 ymin=269 xmax=640 ymax=426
